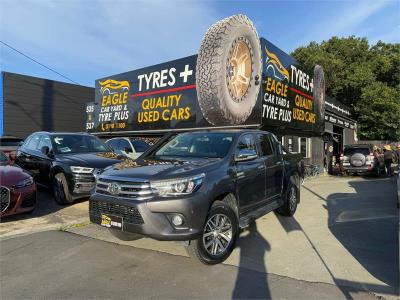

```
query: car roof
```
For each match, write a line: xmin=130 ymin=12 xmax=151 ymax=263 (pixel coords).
xmin=179 ymin=128 xmax=270 ymax=134
xmin=31 ymin=132 xmax=91 ymax=136
xmin=0 ymin=136 xmax=23 ymax=140
xmin=345 ymin=144 xmax=372 ymax=148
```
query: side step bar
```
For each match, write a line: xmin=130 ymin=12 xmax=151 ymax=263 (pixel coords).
xmin=239 ymin=201 xmax=281 ymax=228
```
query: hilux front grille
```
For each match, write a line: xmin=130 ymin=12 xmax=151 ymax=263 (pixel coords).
xmin=90 ymin=200 xmax=144 ymax=224
xmin=95 ymin=178 xmax=154 ymax=200
xmin=1 ymin=186 xmax=10 ymax=213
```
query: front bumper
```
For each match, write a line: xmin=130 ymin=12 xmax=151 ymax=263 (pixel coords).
xmin=70 ymin=174 xmax=96 ymax=199
xmin=89 ymin=192 xmax=209 ymax=241
xmin=0 ymin=185 xmax=36 ymax=218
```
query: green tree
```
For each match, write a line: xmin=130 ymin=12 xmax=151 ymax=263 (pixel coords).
xmin=291 ymin=37 xmax=400 ymax=140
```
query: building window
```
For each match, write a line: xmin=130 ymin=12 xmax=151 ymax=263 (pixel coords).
xmin=299 ymin=137 xmax=311 ymax=158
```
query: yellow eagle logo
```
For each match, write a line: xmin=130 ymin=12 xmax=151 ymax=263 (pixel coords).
xmin=265 ymin=48 xmax=290 ymax=81
xmin=99 ymin=79 xmax=130 ymax=95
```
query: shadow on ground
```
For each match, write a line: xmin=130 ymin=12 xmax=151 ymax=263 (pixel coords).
xmin=232 ymin=222 xmax=271 ymax=299
xmin=302 ymin=176 xmax=399 ymax=297
xmin=0 ymin=188 xmax=88 ymax=223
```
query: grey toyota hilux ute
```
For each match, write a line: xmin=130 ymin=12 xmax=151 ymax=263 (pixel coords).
xmin=89 ymin=129 xmax=302 ymax=264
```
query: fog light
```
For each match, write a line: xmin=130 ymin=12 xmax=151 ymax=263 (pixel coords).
xmin=171 ymin=215 xmax=184 ymax=226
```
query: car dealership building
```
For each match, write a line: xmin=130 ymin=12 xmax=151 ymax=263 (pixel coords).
xmin=0 ymin=70 xmax=356 ymax=173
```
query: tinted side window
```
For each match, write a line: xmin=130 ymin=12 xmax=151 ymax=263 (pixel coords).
xmin=106 ymin=139 xmax=120 ymax=151
xmin=22 ymin=136 xmax=32 ymax=148
xmin=131 ymin=140 xmax=151 ymax=152
xmin=25 ymin=134 xmax=41 ymax=150
xmin=257 ymin=134 xmax=273 ymax=156
xmin=119 ymin=139 xmax=131 ymax=152
xmin=236 ymin=134 xmax=256 ymax=153
xmin=344 ymin=148 xmax=370 ymax=156
xmin=37 ymin=135 xmax=52 ymax=151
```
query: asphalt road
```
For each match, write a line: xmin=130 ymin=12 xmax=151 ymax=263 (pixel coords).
xmin=1 ymin=230 xmax=378 ymax=300
xmin=0 ymin=174 xmax=398 ymax=299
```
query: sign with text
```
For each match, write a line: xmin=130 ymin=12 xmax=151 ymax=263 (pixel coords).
xmin=260 ymin=39 xmax=325 ymax=135
xmin=87 ymin=39 xmax=326 ymax=136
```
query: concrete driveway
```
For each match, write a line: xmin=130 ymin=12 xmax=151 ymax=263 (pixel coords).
xmin=1 ymin=175 xmax=398 ymax=299
xmin=0 ymin=189 xmax=89 ymax=239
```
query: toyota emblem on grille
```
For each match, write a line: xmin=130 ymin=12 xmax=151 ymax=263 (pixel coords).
xmin=107 ymin=182 xmax=121 ymax=195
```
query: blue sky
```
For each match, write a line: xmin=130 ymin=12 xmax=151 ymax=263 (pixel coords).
xmin=1 ymin=0 xmax=399 ymax=87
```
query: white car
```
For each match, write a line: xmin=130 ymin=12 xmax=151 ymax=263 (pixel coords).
xmin=105 ymin=138 xmax=151 ymax=160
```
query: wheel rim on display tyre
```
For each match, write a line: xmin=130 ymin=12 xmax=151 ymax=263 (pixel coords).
xmin=203 ymin=214 xmax=233 ymax=256
xmin=227 ymin=38 xmax=252 ymax=102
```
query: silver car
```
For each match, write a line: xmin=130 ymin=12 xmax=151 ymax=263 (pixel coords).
xmin=105 ymin=137 xmax=151 ymax=160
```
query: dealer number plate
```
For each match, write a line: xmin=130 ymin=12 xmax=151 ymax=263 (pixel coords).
xmin=101 ymin=214 xmax=123 ymax=229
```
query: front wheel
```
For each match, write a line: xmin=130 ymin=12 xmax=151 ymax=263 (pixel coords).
xmin=53 ymin=173 xmax=73 ymax=205
xmin=186 ymin=202 xmax=238 ymax=265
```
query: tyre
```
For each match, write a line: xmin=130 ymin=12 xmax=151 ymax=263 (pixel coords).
xmin=276 ymin=175 xmax=299 ymax=217
xmin=196 ymin=14 xmax=262 ymax=126
xmin=313 ymin=65 xmax=325 ymax=126
xmin=53 ymin=173 xmax=73 ymax=205
xmin=186 ymin=201 xmax=238 ymax=265
xmin=109 ymin=229 xmax=142 ymax=241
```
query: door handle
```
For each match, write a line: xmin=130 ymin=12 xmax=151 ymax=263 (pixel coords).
xmin=257 ymin=165 xmax=265 ymax=170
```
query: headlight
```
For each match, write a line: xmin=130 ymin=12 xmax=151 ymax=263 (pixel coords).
xmin=151 ymin=174 xmax=205 ymax=197
xmin=13 ymin=177 xmax=34 ymax=189
xmin=70 ymin=166 xmax=94 ymax=174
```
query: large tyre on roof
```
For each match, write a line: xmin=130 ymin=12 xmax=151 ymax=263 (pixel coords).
xmin=196 ymin=14 xmax=262 ymax=126
xmin=313 ymin=65 xmax=325 ymax=125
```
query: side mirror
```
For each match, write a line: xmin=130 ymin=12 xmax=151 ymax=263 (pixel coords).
xmin=41 ymin=146 xmax=50 ymax=156
xmin=18 ymin=141 xmax=24 ymax=147
xmin=235 ymin=149 xmax=258 ymax=162
xmin=124 ymin=147 xmax=132 ymax=153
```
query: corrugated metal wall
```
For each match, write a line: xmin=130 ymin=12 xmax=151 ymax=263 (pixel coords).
xmin=2 ymin=72 xmax=94 ymax=138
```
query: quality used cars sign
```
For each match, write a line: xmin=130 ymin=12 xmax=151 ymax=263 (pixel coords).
xmin=87 ymin=15 xmax=325 ymax=135
xmin=261 ymin=38 xmax=325 ymax=135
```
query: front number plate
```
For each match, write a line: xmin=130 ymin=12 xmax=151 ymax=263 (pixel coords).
xmin=100 ymin=214 xmax=123 ymax=230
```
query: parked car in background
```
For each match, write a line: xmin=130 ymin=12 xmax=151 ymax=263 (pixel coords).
xmin=341 ymin=144 xmax=384 ymax=176
xmin=0 ymin=136 xmax=24 ymax=161
xmin=1 ymin=151 xmax=36 ymax=217
xmin=90 ymin=129 xmax=302 ymax=264
xmin=15 ymin=132 xmax=123 ymax=205
xmin=105 ymin=137 xmax=151 ymax=160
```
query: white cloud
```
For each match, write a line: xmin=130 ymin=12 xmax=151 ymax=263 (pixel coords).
xmin=299 ymin=0 xmax=392 ymax=45
xmin=0 ymin=0 xmax=218 ymax=85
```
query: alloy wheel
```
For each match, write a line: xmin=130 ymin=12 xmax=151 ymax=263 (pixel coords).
xmin=202 ymin=213 xmax=233 ymax=256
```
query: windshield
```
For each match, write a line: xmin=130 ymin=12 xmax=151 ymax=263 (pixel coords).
xmin=131 ymin=139 xmax=151 ymax=152
xmin=51 ymin=134 xmax=110 ymax=154
xmin=155 ymin=132 xmax=234 ymax=158
xmin=344 ymin=147 xmax=370 ymax=156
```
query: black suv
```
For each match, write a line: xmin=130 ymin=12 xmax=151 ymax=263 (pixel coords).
xmin=16 ymin=132 xmax=123 ymax=204
xmin=341 ymin=144 xmax=384 ymax=176
xmin=89 ymin=130 xmax=302 ymax=264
